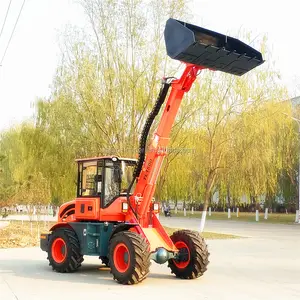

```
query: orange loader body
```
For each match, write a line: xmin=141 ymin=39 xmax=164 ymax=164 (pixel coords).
xmin=40 ymin=18 xmax=263 ymax=284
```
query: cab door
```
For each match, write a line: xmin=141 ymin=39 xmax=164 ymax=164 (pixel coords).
xmin=99 ymin=159 xmax=126 ymax=222
xmin=75 ymin=159 xmax=103 ymax=220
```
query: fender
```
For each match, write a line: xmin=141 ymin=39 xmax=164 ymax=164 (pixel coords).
xmin=109 ymin=223 xmax=139 ymax=240
xmin=49 ymin=222 xmax=73 ymax=232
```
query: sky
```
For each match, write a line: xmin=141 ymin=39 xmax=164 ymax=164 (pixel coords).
xmin=0 ymin=0 xmax=299 ymax=131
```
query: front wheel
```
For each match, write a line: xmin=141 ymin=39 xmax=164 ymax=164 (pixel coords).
xmin=168 ymin=230 xmax=209 ymax=279
xmin=100 ymin=256 xmax=110 ymax=267
xmin=47 ymin=228 xmax=83 ymax=273
xmin=109 ymin=231 xmax=151 ymax=285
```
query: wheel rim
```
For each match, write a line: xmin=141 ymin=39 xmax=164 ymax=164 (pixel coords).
xmin=52 ymin=238 xmax=67 ymax=263
xmin=113 ymin=243 xmax=130 ymax=273
xmin=173 ymin=241 xmax=190 ymax=269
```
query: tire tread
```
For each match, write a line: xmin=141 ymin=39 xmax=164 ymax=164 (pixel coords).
xmin=48 ymin=228 xmax=83 ymax=273
xmin=109 ymin=231 xmax=150 ymax=285
xmin=168 ymin=229 xmax=209 ymax=279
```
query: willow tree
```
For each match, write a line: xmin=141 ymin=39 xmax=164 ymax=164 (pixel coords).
xmin=0 ymin=128 xmax=21 ymax=208
xmin=0 ymin=124 xmax=58 ymax=208
xmin=224 ymin=100 xmax=295 ymax=209
xmin=153 ymin=36 xmax=291 ymax=217
xmin=30 ymin=0 xmax=190 ymax=203
xmin=40 ymin=0 xmax=189 ymax=153
xmin=157 ymin=35 xmax=290 ymax=230
xmin=1 ymin=1 xmax=295 ymax=216
xmin=0 ymin=152 xmax=14 ymax=208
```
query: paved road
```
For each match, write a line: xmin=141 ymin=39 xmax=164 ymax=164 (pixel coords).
xmin=1 ymin=217 xmax=299 ymax=300
xmin=160 ymin=216 xmax=300 ymax=240
xmin=1 ymin=214 xmax=56 ymax=222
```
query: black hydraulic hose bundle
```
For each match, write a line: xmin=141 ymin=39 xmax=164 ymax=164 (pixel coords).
xmin=134 ymin=81 xmax=171 ymax=178
xmin=126 ymin=80 xmax=171 ymax=216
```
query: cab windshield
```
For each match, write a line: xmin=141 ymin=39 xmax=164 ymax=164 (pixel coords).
xmin=120 ymin=160 xmax=136 ymax=193
xmin=77 ymin=158 xmax=136 ymax=206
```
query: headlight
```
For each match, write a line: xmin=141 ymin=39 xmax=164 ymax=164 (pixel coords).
xmin=122 ymin=202 xmax=128 ymax=212
xmin=153 ymin=203 xmax=159 ymax=213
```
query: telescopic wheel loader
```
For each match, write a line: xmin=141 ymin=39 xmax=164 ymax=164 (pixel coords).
xmin=40 ymin=18 xmax=264 ymax=284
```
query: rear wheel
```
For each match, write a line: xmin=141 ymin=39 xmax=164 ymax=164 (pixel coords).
xmin=47 ymin=228 xmax=83 ymax=273
xmin=109 ymin=231 xmax=150 ymax=285
xmin=168 ymin=230 xmax=209 ymax=279
xmin=100 ymin=256 xmax=110 ymax=267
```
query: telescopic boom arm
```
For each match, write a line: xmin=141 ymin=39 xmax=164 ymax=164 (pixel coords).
xmin=128 ymin=18 xmax=264 ymax=227
xmin=132 ymin=64 xmax=202 ymax=226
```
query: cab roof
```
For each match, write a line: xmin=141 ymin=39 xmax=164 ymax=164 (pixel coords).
xmin=75 ymin=156 xmax=137 ymax=163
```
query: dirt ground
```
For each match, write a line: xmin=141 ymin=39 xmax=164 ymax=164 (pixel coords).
xmin=0 ymin=220 xmax=237 ymax=248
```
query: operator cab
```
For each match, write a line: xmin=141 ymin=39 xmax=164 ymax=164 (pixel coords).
xmin=76 ymin=156 xmax=136 ymax=208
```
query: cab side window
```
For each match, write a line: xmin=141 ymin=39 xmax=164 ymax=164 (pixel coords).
xmin=103 ymin=161 xmax=120 ymax=206
xmin=78 ymin=161 xmax=103 ymax=197
xmin=82 ymin=162 xmax=97 ymax=196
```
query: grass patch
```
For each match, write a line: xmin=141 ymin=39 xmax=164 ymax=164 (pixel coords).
xmin=168 ymin=211 xmax=296 ymax=224
xmin=0 ymin=220 xmax=239 ymax=249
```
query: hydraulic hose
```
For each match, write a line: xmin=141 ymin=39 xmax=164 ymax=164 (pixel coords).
xmin=126 ymin=80 xmax=171 ymax=216
xmin=134 ymin=81 xmax=171 ymax=178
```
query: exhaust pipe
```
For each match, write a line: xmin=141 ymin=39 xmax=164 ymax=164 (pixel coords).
xmin=164 ymin=18 xmax=264 ymax=76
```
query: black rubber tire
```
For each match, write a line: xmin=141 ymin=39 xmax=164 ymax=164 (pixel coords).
xmin=168 ymin=230 xmax=209 ymax=279
xmin=109 ymin=231 xmax=151 ymax=285
xmin=100 ymin=256 xmax=110 ymax=267
xmin=47 ymin=227 xmax=84 ymax=273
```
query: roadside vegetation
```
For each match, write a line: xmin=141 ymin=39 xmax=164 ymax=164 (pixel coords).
xmin=166 ymin=211 xmax=296 ymax=224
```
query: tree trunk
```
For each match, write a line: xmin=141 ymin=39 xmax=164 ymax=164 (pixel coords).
xmin=203 ymin=189 xmax=210 ymax=212
xmin=227 ymin=186 xmax=231 ymax=207
xmin=200 ymin=170 xmax=216 ymax=232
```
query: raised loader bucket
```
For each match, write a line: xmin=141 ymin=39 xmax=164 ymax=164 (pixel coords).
xmin=164 ymin=18 xmax=264 ymax=76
